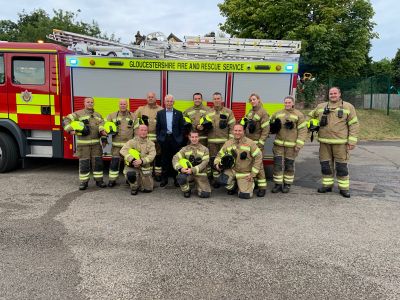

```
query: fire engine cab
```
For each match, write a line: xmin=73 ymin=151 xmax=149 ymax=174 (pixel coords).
xmin=0 ymin=30 xmax=300 ymax=172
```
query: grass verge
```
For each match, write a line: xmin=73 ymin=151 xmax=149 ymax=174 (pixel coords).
xmin=301 ymin=109 xmax=400 ymax=141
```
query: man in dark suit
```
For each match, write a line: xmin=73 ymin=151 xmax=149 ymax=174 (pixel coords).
xmin=156 ymin=94 xmax=185 ymax=187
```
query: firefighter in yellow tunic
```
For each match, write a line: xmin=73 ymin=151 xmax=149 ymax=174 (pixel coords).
xmin=63 ymin=97 xmax=107 ymax=190
xmin=308 ymin=87 xmax=359 ymax=198
xmin=206 ymin=92 xmax=236 ymax=187
xmin=104 ymin=98 xmax=135 ymax=187
xmin=133 ymin=91 xmax=163 ymax=181
xmin=214 ymin=124 xmax=262 ymax=199
xmin=172 ymin=131 xmax=211 ymax=198
xmin=120 ymin=124 xmax=156 ymax=195
xmin=183 ymin=92 xmax=211 ymax=146
xmin=269 ymin=96 xmax=307 ymax=193
xmin=241 ymin=93 xmax=270 ymax=197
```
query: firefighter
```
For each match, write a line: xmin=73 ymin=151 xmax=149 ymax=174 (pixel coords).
xmin=120 ymin=124 xmax=156 ymax=195
xmin=63 ymin=97 xmax=107 ymax=190
xmin=172 ymin=130 xmax=211 ymax=198
xmin=269 ymin=96 xmax=307 ymax=193
xmin=206 ymin=92 xmax=236 ymax=188
xmin=308 ymin=87 xmax=359 ymax=198
xmin=214 ymin=124 xmax=262 ymax=199
xmin=133 ymin=91 xmax=163 ymax=181
xmin=104 ymin=98 xmax=135 ymax=187
xmin=183 ymin=92 xmax=211 ymax=146
xmin=241 ymin=93 xmax=270 ymax=197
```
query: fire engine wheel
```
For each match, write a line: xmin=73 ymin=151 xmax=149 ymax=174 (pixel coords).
xmin=0 ymin=132 xmax=19 ymax=173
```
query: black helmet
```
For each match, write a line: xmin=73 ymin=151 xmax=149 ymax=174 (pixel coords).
xmin=220 ymin=154 xmax=235 ymax=170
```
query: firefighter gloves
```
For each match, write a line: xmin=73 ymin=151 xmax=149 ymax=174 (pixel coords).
xmin=219 ymin=114 xmax=228 ymax=129
xmin=240 ymin=152 xmax=247 ymax=160
xmin=269 ymin=118 xmax=282 ymax=134
xmin=284 ymin=120 xmax=294 ymax=130
xmin=247 ymin=120 xmax=256 ymax=133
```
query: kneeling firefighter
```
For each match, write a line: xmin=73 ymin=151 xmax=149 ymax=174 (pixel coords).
xmin=172 ymin=131 xmax=211 ymax=198
xmin=214 ymin=124 xmax=262 ymax=199
xmin=120 ymin=124 xmax=156 ymax=195
xmin=269 ymin=96 xmax=307 ymax=193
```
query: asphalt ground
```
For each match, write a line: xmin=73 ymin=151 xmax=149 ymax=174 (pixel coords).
xmin=0 ymin=141 xmax=399 ymax=299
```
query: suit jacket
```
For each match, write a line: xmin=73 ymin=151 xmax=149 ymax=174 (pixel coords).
xmin=156 ymin=108 xmax=185 ymax=145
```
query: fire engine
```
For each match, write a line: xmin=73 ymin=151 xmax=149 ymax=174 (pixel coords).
xmin=0 ymin=29 xmax=300 ymax=172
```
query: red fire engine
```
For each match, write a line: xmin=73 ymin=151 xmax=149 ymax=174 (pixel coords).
xmin=0 ymin=30 xmax=300 ymax=172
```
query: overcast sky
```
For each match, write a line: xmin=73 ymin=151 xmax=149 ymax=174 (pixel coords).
xmin=1 ymin=0 xmax=398 ymax=61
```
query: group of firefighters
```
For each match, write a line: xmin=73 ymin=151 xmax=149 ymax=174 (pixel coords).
xmin=63 ymin=87 xmax=359 ymax=199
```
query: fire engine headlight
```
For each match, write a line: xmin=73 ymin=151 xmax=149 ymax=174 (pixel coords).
xmin=70 ymin=58 xmax=78 ymax=65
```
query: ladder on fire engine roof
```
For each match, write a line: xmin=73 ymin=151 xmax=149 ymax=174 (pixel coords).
xmin=47 ymin=29 xmax=301 ymax=61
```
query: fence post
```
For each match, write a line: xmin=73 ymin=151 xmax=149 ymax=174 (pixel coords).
xmin=369 ymin=76 xmax=373 ymax=109
xmin=387 ymin=78 xmax=391 ymax=116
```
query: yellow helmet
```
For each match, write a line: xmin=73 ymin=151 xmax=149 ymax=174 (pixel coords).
xmin=138 ymin=114 xmax=149 ymax=126
xmin=125 ymin=148 xmax=141 ymax=165
xmin=307 ymin=118 xmax=320 ymax=129
xmin=199 ymin=115 xmax=213 ymax=130
xmin=178 ymin=158 xmax=192 ymax=169
xmin=70 ymin=120 xmax=90 ymax=136
xmin=184 ymin=116 xmax=192 ymax=130
xmin=70 ymin=120 xmax=84 ymax=131
xmin=239 ymin=117 xmax=249 ymax=129
xmin=104 ymin=121 xmax=117 ymax=135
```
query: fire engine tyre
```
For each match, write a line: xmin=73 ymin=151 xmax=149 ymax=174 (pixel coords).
xmin=0 ymin=132 xmax=19 ymax=173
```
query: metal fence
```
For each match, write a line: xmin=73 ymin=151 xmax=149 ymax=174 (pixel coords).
xmin=296 ymin=75 xmax=399 ymax=114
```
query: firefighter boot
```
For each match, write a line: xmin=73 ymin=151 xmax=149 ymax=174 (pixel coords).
xmin=238 ymin=192 xmax=251 ymax=199
xmin=340 ymin=190 xmax=351 ymax=198
xmin=96 ymin=181 xmax=107 ymax=188
xmin=318 ymin=186 xmax=332 ymax=193
xmin=256 ymin=189 xmax=266 ymax=197
xmin=108 ymin=181 xmax=116 ymax=187
xmin=131 ymin=189 xmax=138 ymax=195
xmin=79 ymin=182 xmax=88 ymax=191
xmin=271 ymin=184 xmax=282 ymax=193
xmin=184 ymin=190 xmax=191 ymax=198
xmin=282 ymin=184 xmax=291 ymax=193
xmin=227 ymin=187 xmax=237 ymax=195
xmin=199 ymin=191 xmax=211 ymax=198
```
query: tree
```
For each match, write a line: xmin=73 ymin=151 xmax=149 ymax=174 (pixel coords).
xmin=218 ymin=0 xmax=376 ymax=79
xmin=392 ymin=49 xmax=400 ymax=88
xmin=0 ymin=9 xmax=117 ymax=43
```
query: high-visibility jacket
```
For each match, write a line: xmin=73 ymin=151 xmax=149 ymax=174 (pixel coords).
xmin=120 ymin=137 xmax=156 ymax=172
xmin=133 ymin=104 xmax=162 ymax=142
xmin=215 ymin=137 xmax=262 ymax=178
xmin=308 ymin=100 xmax=359 ymax=145
xmin=183 ymin=104 xmax=211 ymax=141
xmin=172 ymin=143 xmax=210 ymax=175
xmin=106 ymin=110 xmax=135 ymax=147
xmin=271 ymin=108 xmax=307 ymax=148
xmin=245 ymin=104 xmax=270 ymax=147
xmin=63 ymin=109 xmax=104 ymax=146
xmin=206 ymin=106 xmax=236 ymax=144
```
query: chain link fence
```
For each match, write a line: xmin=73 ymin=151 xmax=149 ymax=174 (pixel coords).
xmin=296 ymin=75 xmax=399 ymax=114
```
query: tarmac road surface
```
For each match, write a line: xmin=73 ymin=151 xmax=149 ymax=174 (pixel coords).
xmin=0 ymin=141 xmax=399 ymax=299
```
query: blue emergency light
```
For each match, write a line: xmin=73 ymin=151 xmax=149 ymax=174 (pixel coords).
xmin=69 ymin=58 xmax=78 ymax=65
xmin=285 ymin=64 xmax=294 ymax=72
